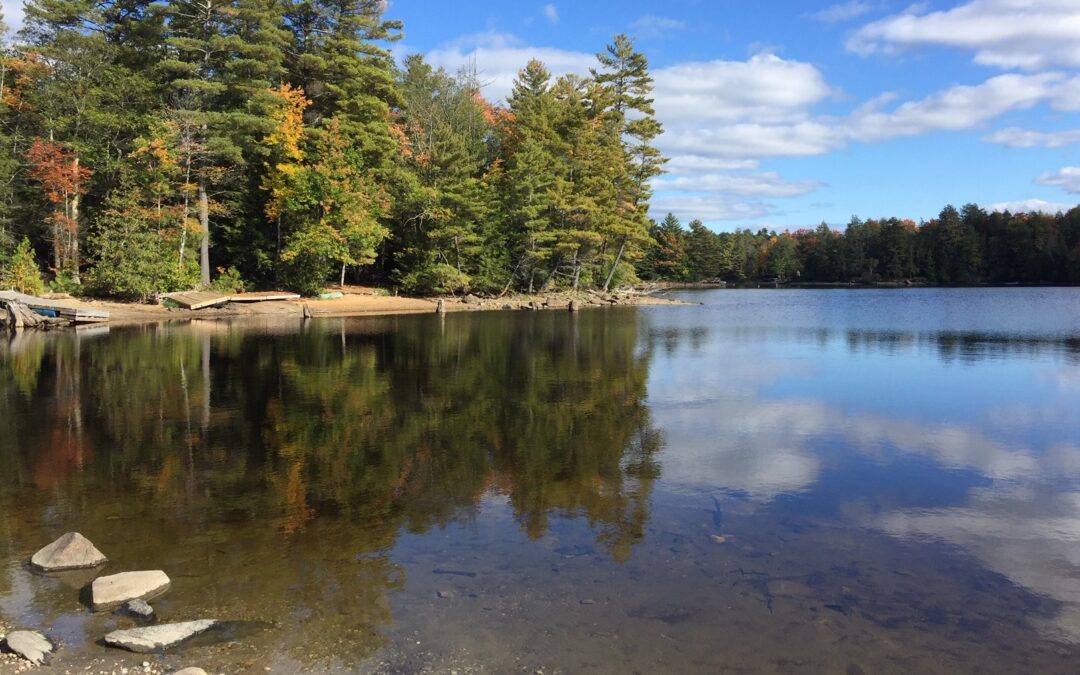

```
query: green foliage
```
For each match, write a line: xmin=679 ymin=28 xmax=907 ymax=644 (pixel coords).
xmin=1 ymin=237 xmax=46 ymax=295
xmin=210 ymin=266 xmax=246 ymax=294
xmin=652 ymin=204 xmax=1080 ymax=285
xmin=86 ymin=173 xmax=200 ymax=300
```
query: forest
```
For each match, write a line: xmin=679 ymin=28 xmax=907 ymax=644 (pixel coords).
xmin=0 ymin=0 xmax=1077 ymax=299
xmin=0 ymin=0 xmax=663 ymax=298
xmin=642 ymin=205 xmax=1080 ymax=285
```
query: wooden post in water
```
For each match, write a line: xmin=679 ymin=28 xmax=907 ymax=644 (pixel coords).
xmin=435 ymin=298 xmax=445 ymax=314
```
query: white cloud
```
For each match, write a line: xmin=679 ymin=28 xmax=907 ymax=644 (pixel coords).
xmin=849 ymin=73 xmax=1064 ymax=142
xmin=649 ymin=195 xmax=771 ymax=223
xmin=653 ymin=54 xmax=833 ymax=125
xmin=660 ymin=122 xmax=847 ymax=161
xmin=809 ymin=1 xmax=881 ymax=24
xmin=984 ymin=127 xmax=1080 ymax=148
xmin=1036 ymin=167 xmax=1080 ymax=194
xmin=987 ymin=198 xmax=1077 ymax=214
xmin=542 ymin=3 xmax=559 ymax=24
xmin=630 ymin=15 xmax=687 ymax=38
xmin=653 ymin=172 xmax=824 ymax=197
xmin=848 ymin=0 xmax=1080 ymax=70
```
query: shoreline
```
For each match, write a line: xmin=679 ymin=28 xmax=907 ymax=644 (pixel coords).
xmin=6 ymin=289 xmax=690 ymax=330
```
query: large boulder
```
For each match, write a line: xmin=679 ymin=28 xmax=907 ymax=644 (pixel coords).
xmin=30 ymin=532 xmax=107 ymax=572
xmin=3 ymin=630 xmax=53 ymax=665
xmin=90 ymin=570 xmax=171 ymax=611
xmin=103 ymin=620 xmax=217 ymax=653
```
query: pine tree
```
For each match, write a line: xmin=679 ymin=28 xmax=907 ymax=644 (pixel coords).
xmin=501 ymin=59 xmax=565 ymax=293
xmin=156 ymin=0 xmax=287 ymax=285
xmin=592 ymin=34 xmax=666 ymax=290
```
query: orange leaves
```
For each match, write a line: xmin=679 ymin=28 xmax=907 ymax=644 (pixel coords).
xmin=473 ymin=90 xmax=515 ymax=130
xmin=1 ymin=53 xmax=49 ymax=111
xmin=25 ymin=138 xmax=92 ymax=205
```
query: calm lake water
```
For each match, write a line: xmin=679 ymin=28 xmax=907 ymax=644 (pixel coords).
xmin=2 ymin=288 xmax=1080 ymax=673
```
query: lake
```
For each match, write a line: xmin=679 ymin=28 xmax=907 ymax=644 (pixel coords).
xmin=2 ymin=288 xmax=1079 ymax=673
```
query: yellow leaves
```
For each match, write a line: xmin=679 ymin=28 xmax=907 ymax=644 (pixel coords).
xmin=264 ymin=83 xmax=310 ymax=163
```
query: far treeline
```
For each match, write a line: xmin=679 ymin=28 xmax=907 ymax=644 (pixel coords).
xmin=0 ymin=0 xmax=663 ymax=298
xmin=642 ymin=205 xmax=1080 ymax=285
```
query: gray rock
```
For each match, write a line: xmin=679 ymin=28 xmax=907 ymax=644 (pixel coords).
xmin=90 ymin=570 xmax=171 ymax=611
xmin=171 ymin=668 xmax=208 ymax=675
xmin=120 ymin=599 xmax=155 ymax=619
xmin=103 ymin=620 xmax=217 ymax=653
xmin=3 ymin=630 xmax=53 ymax=665
xmin=30 ymin=532 xmax=107 ymax=571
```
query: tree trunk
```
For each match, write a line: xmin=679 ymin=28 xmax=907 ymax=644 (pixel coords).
xmin=198 ymin=177 xmax=210 ymax=287
xmin=70 ymin=156 xmax=81 ymax=284
xmin=340 ymin=261 xmax=346 ymax=288
xmin=603 ymin=238 xmax=627 ymax=292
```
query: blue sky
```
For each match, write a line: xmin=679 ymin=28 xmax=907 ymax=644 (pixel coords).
xmin=3 ymin=0 xmax=1078 ymax=232
xmin=389 ymin=0 xmax=1080 ymax=232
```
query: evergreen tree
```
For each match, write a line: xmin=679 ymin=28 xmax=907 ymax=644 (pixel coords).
xmin=592 ymin=34 xmax=666 ymax=290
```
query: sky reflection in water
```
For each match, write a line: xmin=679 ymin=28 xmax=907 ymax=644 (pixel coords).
xmin=649 ymin=289 xmax=1080 ymax=646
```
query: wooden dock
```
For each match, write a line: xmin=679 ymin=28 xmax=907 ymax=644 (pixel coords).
xmin=162 ymin=290 xmax=301 ymax=310
xmin=0 ymin=291 xmax=110 ymax=324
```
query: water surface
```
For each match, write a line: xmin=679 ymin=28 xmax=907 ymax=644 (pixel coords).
xmin=2 ymin=288 xmax=1079 ymax=673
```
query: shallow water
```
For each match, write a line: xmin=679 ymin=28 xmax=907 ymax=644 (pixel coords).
xmin=2 ymin=288 xmax=1080 ymax=673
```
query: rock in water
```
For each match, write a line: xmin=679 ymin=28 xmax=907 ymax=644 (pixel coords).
xmin=120 ymin=599 xmax=155 ymax=619
xmin=90 ymin=570 xmax=171 ymax=611
xmin=172 ymin=669 xmax=208 ymax=675
xmin=4 ymin=630 xmax=53 ymax=665
xmin=103 ymin=620 xmax=217 ymax=653
xmin=30 ymin=532 xmax=108 ymax=571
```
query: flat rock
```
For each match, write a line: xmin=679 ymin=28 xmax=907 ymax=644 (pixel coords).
xmin=3 ymin=630 xmax=53 ymax=665
xmin=103 ymin=620 xmax=217 ymax=653
xmin=90 ymin=570 xmax=171 ymax=611
xmin=31 ymin=532 xmax=107 ymax=571
xmin=171 ymin=668 xmax=208 ymax=675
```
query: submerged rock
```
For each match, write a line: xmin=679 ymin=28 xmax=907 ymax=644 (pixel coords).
xmin=103 ymin=620 xmax=217 ymax=653
xmin=30 ymin=532 xmax=107 ymax=571
xmin=119 ymin=599 xmax=155 ymax=619
xmin=3 ymin=630 xmax=53 ymax=665
xmin=172 ymin=669 xmax=208 ymax=675
xmin=90 ymin=570 xmax=171 ymax=611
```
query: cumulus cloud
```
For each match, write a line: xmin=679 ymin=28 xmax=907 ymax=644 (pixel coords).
xmin=987 ymin=198 xmax=1077 ymax=214
xmin=984 ymin=127 xmax=1080 ymax=148
xmin=653 ymin=54 xmax=833 ymax=125
xmin=847 ymin=0 xmax=1080 ymax=70
xmin=542 ymin=3 xmax=558 ymax=24
xmin=653 ymin=172 xmax=824 ymax=197
xmin=649 ymin=195 xmax=772 ymax=223
xmin=849 ymin=73 xmax=1064 ymax=142
xmin=1036 ymin=167 xmax=1080 ymax=194
xmin=809 ymin=1 xmax=882 ymax=24
xmin=630 ymin=15 xmax=687 ymax=38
